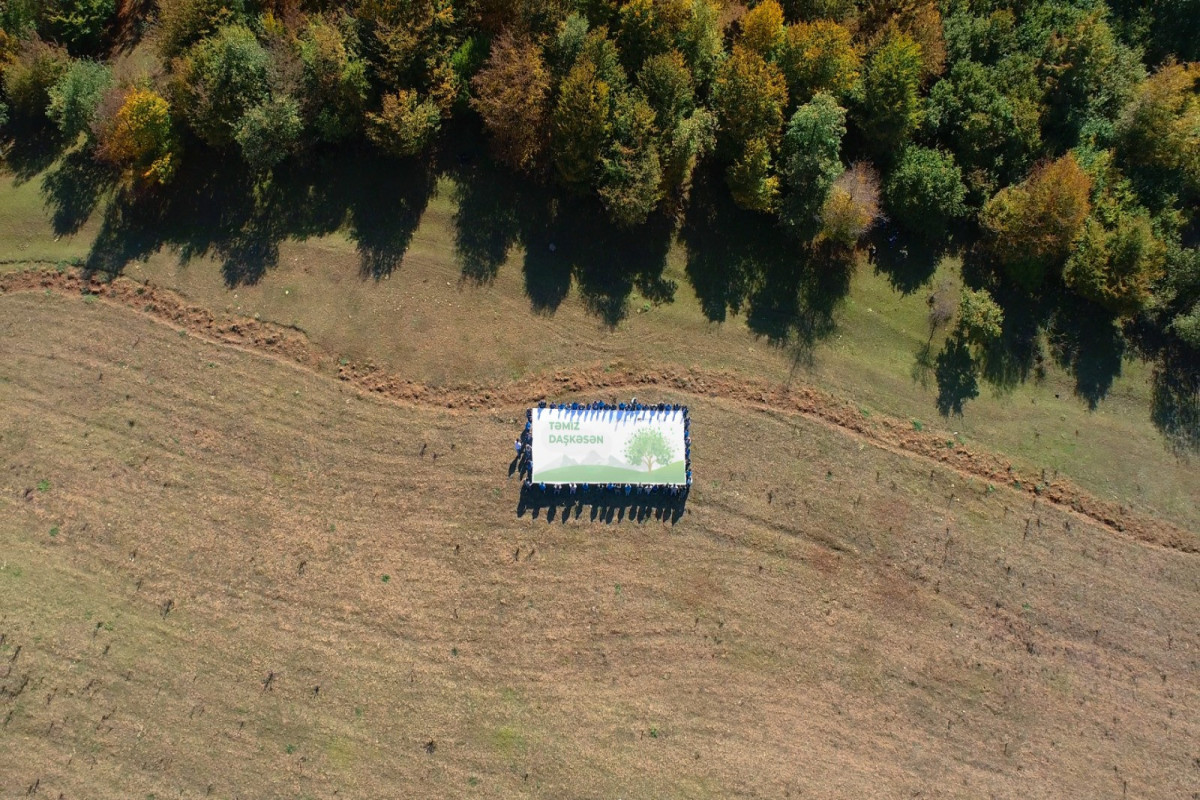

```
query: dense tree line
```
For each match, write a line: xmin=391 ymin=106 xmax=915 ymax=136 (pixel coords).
xmin=0 ymin=0 xmax=1197 ymax=425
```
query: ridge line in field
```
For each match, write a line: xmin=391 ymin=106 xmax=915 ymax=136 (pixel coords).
xmin=2 ymin=267 xmax=1193 ymax=554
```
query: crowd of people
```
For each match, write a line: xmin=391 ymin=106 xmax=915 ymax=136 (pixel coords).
xmin=514 ymin=399 xmax=692 ymax=499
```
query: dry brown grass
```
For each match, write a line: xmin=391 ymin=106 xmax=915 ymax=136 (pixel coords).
xmin=1 ymin=290 xmax=1197 ymax=798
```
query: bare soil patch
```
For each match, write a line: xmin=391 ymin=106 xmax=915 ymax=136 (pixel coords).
xmin=3 ymin=268 xmax=1193 ymax=552
xmin=0 ymin=288 xmax=1197 ymax=798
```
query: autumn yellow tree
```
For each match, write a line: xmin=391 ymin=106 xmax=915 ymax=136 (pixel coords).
xmin=94 ymin=88 xmax=180 ymax=186
xmin=1118 ymin=62 xmax=1200 ymax=196
xmin=779 ymin=19 xmax=860 ymax=104
xmin=470 ymin=30 xmax=551 ymax=173
xmin=981 ymin=154 xmax=1093 ymax=291
xmin=739 ymin=0 xmax=785 ymax=61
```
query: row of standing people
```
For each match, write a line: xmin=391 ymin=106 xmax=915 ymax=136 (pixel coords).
xmin=516 ymin=400 xmax=692 ymax=491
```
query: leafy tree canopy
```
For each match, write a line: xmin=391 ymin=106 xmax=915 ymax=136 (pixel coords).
xmin=778 ymin=92 xmax=846 ymax=238
xmin=884 ymin=146 xmax=967 ymax=241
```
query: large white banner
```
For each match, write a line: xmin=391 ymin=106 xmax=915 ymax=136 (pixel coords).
xmin=530 ymin=407 xmax=687 ymax=485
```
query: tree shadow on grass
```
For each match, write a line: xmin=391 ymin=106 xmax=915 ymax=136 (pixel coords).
xmin=440 ymin=119 xmax=676 ymax=326
xmin=681 ymin=165 xmax=852 ymax=365
xmin=40 ymin=147 xmax=119 ymax=236
xmin=1047 ymin=297 xmax=1125 ymax=409
xmin=957 ymin=247 xmax=1053 ymax=395
xmin=449 ymin=152 xmax=531 ymax=285
xmin=517 ymin=190 xmax=675 ymax=326
xmin=3 ymin=120 xmax=69 ymax=184
xmin=868 ymin=224 xmax=948 ymax=295
xmin=81 ymin=143 xmax=436 ymax=285
xmin=1150 ymin=347 xmax=1200 ymax=456
xmin=935 ymin=333 xmax=980 ymax=416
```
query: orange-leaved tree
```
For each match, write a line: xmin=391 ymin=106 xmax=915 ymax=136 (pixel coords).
xmin=94 ymin=88 xmax=179 ymax=187
xmin=470 ymin=30 xmax=551 ymax=174
xmin=981 ymin=153 xmax=1092 ymax=291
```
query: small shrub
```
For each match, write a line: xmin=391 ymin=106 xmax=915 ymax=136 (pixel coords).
xmin=927 ymin=284 xmax=955 ymax=332
xmin=957 ymin=288 xmax=1004 ymax=347
xmin=37 ymin=479 xmax=50 ymax=492
xmin=911 ymin=420 xmax=923 ymax=432
xmin=3 ymin=38 xmax=70 ymax=121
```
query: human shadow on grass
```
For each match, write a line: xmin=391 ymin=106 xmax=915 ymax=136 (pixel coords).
xmin=681 ymin=165 xmax=852 ymax=366
xmin=81 ymin=143 xmax=436 ymax=285
xmin=516 ymin=485 xmax=686 ymax=525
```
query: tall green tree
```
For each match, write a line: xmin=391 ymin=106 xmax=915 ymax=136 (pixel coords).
xmin=660 ymin=106 xmax=715 ymax=202
xmin=956 ymin=287 xmax=1004 ymax=347
xmin=637 ymin=49 xmax=695 ymax=132
xmin=174 ymin=24 xmax=272 ymax=148
xmin=157 ymin=0 xmax=245 ymax=58
xmin=926 ymin=57 xmax=1043 ymax=191
xmin=677 ymin=0 xmax=722 ymax=87
xmin=552 ymin=58 xmax=613 ymax=188
xmin=713 ymin=45 xmax=787 ymax=212
xmin=297 ymin=14 xmax=369 ymax=144
xmin=778 ymin=92 xmax=845 ymax=238
xmin=617 ymin=0 xmax=690 ymax=74
xmin=41 ymin=0 xmax=116 ymax=56
xmin=726 ymin=135 xmax=779 ymax=213
xmin=598 ymin=90 xmax=663 ymax=226
xmin=1064 ymin=208 xmax=1166 ymax=317
xmin=46 ymin=57 xmax=110 ymax=139
xmin=3 ymin=38 xmax=69 ymax=121
xmin=235 ymin=95 xmax=302 ymax=170
xmin=1041 ymin=9 xmax=1144 ymax=146
xmin=884 ymin=146 xmax=967 ymax=242
xmin=859 ymin=30 xmax=923 ymax=155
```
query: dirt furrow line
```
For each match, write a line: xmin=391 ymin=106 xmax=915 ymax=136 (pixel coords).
xmin=2 ymin=268 xmax=1193 ymax=553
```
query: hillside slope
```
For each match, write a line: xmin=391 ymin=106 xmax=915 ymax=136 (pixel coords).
xmin=1 ymin=290 xmax=1196 ymax=798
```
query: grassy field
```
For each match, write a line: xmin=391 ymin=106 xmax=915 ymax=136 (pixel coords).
xmin=1 ymin=291 xmax=1196 ymax=798
xmin=2 ymin=162 xmax=1190 ymax=530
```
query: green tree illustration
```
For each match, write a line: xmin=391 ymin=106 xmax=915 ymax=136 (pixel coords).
xmin=624 ymin=427 xmax=675 ymax=472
